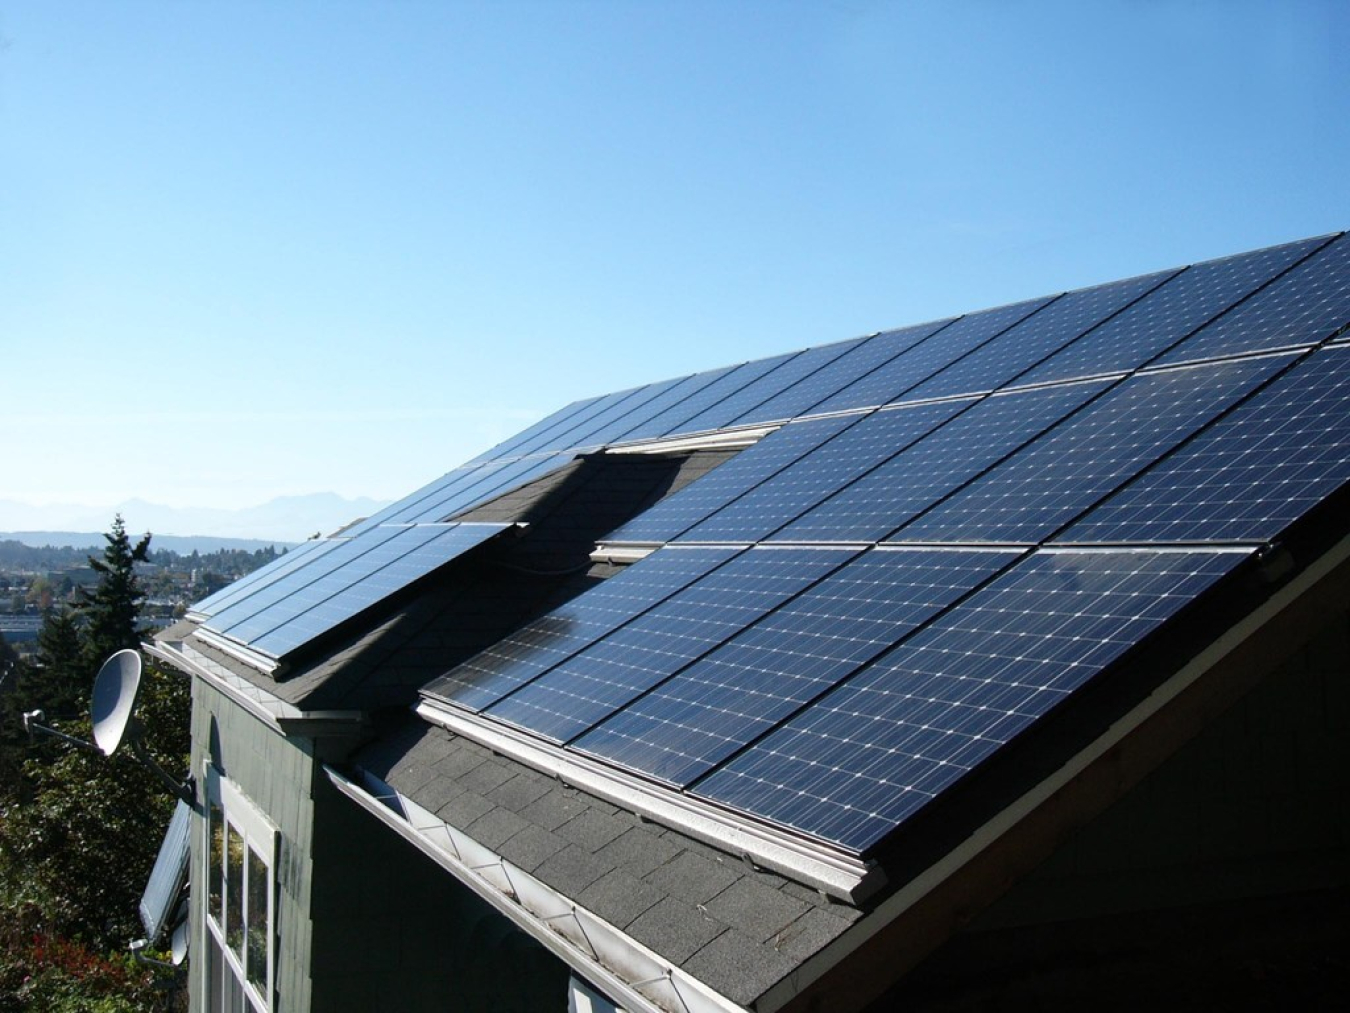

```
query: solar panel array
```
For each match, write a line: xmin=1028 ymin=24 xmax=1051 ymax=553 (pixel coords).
xmin=250 ymin=232 xmax=1349 ymax=858
xmin=198 ymin=522 xmax=510 ymax=661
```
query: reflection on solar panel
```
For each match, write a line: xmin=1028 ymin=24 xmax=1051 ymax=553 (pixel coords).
xmin=1061 ymin=346 xmax=1350 ymax=544
xmin=693 ymin=548 xmax=1249 ymax=852
xmin=727 ymin=319 xmax=956 ymax=426
xmin=484 ymin=547 xmax=857 ymax=743
xmin=423 ymin=547 xmax=739 ymax=711
xmin=680 ymin=398 xmax=975 ymax=543
xmin=774 ymin=379 xmax=1111 ymax=543
xmin=604 ymin=414 xmax=859 ymax=544
xmin=404 ymin=453 xmax=572 ymax=523
xmin=1158 ymin=234 xmax=1350 ymax=365
xmin=893 ymin=355 xmax=1293 ymax=544
xmin=900 ymin=269 xmax=1176 ymax=402
xmin=574 ymin=547 xmax=1018 ymax=785
xmin=808 ymin=296 xmax=1054 ymax=415
xmin=1015 ymin=235 xmax=1331 ymax=387
xmin=204 ymin=523 xmax=508 ymax=658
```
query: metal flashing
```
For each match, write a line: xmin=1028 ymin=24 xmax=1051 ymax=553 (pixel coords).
xmin=326 ymin=765 xmax=748 ymax=1013
xmin=416 ymin=699 xmax=881 ymax=902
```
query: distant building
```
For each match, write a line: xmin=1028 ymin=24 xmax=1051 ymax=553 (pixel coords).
xmin=152 ymin=231 xmax=1350 ymax=1012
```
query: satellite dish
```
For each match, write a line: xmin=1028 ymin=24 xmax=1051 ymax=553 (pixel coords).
xmin=170 ymin=915 xmax=190 ymax=966
xmin=91 ymin=648 xmax=143 ymax=757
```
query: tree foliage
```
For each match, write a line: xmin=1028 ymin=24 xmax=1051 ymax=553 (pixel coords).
xmin=0 ymin=518 xmax=190 ymax=1009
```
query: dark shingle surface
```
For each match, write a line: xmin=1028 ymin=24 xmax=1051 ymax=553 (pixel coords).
xmin=356 ymin=721 xmax=863 ymax=1008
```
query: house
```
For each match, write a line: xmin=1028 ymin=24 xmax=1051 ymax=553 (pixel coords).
xmin=149 ymin=230 xmax=1350 ymax=1012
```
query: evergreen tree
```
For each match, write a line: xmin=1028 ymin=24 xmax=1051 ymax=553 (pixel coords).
xmin=29 ymin=607 xmax=87 ymax=719
xmin=79 ymin=515 xmax=151 ymax=673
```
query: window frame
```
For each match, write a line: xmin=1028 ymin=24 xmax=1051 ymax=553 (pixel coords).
xmin=202 ymin=765 xmax=278 ymax=1013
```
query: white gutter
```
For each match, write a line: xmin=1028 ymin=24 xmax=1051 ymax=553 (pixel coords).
xmin=325 ymin=765 xmax=748 ymax=1013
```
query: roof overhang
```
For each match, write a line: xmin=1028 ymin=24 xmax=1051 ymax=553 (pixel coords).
xmin=325 ymin=764 xmax=749 ymax=1013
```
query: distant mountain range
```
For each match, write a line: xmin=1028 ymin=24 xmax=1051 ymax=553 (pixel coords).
xmin=0 ymin=493 xmax=390 ymax=545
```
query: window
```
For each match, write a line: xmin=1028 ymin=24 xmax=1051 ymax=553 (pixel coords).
xmin=204 ymin=767 xmax=277 ymax=1013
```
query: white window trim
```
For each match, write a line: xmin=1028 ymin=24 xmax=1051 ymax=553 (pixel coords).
xmin=202 ymin=764 xmax=278 ymax=1013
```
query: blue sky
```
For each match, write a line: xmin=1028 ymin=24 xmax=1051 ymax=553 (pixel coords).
xmin=2 ymin=1 xmax=1347 ymax=536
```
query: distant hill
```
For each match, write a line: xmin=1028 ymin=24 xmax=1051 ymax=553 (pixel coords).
xmin=0 ymin=492 xmax=390 ymax=543
xmin=0 ymin=532 xmax=295 ymax=554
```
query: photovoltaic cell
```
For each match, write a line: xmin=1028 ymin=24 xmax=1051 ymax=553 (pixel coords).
xmin=401 ymin=453 xmax=574 ymax=523
xmin=806 ymin=296 xmax=1055 ymax=415
xmin=422 ymin=546 xmax=739 ymax=712
xmin=1016 ymin=235 xmax=1332 ymax=387
xmin=599 ymin=363 xmax=743 ymax=444
xmin=693 ymin=548 xmax=1249 ymax=853
xmin=679 ymin=398 xmax=975 ymax=543
xmin=603 ymin=414 xmax=860 ymax=544
xmin=573 ymin=547 xmax=1018 ymax=785
xmin=1060 ymin=346 xmax=1350 ymax=544
xmin=1157 ymin=233 xmax=1350 ymax=366
xmin=466 ymin=394 xmax=605 ymax=465
xmin=773 ymin=379 xmax=1112 ymax=543
xmin=902 ymin=270 xmax=1176 ymax=402
xmin=342 ymin=463 xmax=496 ymax=537
xmin=670 ymin=343 xmax=861 ymax=435
xmin=205 ymin=525 xmax=410 ymax=638
xmin=614 ymin=354 xmax=800 ymax=443
xmin=892 ymin=355 xmax=1293 ymax=545
xmin=725 ymin=319 xmax=956 ymax=426
xmin=190 ymin=538 xmax=341 ymax=619
xmin=483 ymin=547 xmax=857 ymax=743
xmin=212 ymin=524 xmax=502 ymax=649
xmin=512 ymin=375 xmax=693 ymax=457
xmin=247 ymin=523 xmax=510 ymax=658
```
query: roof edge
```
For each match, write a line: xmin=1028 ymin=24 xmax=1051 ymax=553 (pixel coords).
xmin=325 ymin=764 xmax=748 ymax=1013
xmin=416 ymin=700 xmax=882 ymax=903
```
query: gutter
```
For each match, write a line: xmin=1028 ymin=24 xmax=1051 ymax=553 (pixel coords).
xmin=325 ymin=765 xmax=748 ymax=1013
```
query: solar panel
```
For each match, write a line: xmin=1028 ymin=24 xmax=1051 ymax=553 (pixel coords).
xmin=900 ymin=269 xmax=1177 ymax=402
xmin=1060 ymin=346 xmax=1350 ymax=544
xmin=693 ymin=547 xmax=1250 ymax=853
xmin=190 ymin=538 xmax=340 ymax=619
xmin=805 ymin=296 xmax=1055 ymax=415
xmin=1014 ymin=234 xmax=1333 ymax=387
xmin=483 ymin=547 xmax=858 ymax=743
xmin=773 ymin=379 xmax=1112 ymax=544
xmin=210 ymin=523 xmax=509 ymax=655
xmin=678 ymin=398 xmax=975 ymax=543
xmin=509 ymin=376 xmax=692 ymax=458
xmin=342 ymin=463 xmax=497 ymax=537
xmin=668 ymin=343 xmax=863 ymax=435
xmin=465 ymin=394 xmax=605 ymax=464
xmin=247 ymin=523 xmax=510 ymax=658
xmin=600 ymin=363 xmax=744 ymax=442
xmin=573 ymin=547 xmax=1019 ymax=786
xmin=614 ymin=353 xmax=801 ymax=443
xmin=725 ymin=319 xmax=956 ymax=426
xmin=892 ymin=354 xmax=1294 ymax=545
xmin=603 ymin=414 xmax=860 ymax=544
xmin=1156 ymin=233 xmax=1350 ymax=366
xmin=422 ymin=546 xmax=739 ymax=711
xmin=403 ymin=453 xmax=573 ymax=523
xmin=204 ymin=525 xmax=410 ymax=637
